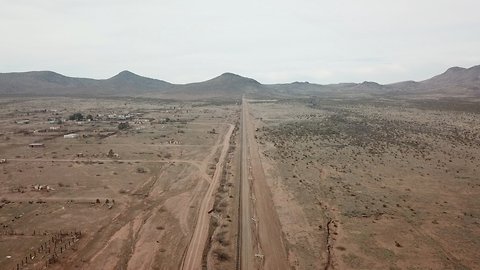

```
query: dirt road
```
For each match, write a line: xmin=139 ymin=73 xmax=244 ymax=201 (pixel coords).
xmin=243 ymin=98 xmax=289 ymax=270
xmin=6 ymin=158 xmax=201 ymax=165
xmin=239 ymin=96 xmax=254 ymax=270
xmin=181 ymin=124 xmax=235 ymax=270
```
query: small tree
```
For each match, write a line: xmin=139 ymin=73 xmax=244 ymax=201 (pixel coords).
xmin=86 ymin=114 xmax=94 ymax=121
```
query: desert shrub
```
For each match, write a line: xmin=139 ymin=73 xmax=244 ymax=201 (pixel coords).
xmin=219 ymin=201 xmax=228 ymax=208
xmin=213 ymin=249 xmax=230 ymax=261
xmin=215 ymin=231 xmax=230 ymax=246
xmin=68 ymin=112 xmax=84 ymax=121
xmin=118 ymin=122 xmax=130 ymax=130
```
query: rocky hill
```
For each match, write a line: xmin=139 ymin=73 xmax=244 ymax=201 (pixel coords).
xmin=1 ymin=65 xmax=479 ymax=99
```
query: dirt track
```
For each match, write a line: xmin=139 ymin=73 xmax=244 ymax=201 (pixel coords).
xmin=73 ymin=124 xmax=234 ymax=270
xmin=242 ymin=98 xmax=289 ymax=270
xmin=239 ymin=97 xmax=254 ymax=269
xmin=181 ymin=124 xmax=234 ymax=270
xmin=0 ymin=97 xmax=246 ymax=270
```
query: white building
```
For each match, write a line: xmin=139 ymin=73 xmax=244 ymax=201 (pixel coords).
xmin=16 ymin=119 xmax=30 ymax=124
xmin=64 ymin=133 xmax=79 ymax=139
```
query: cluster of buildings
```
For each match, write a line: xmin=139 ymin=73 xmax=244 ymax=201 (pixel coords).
xmin=17 ymin=110 xmax=159 ymax=149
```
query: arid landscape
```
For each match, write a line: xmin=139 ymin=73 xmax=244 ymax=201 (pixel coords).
xmin=0 ymin=66 xmax=479 ymax=270
xmin=2 ymin=0 xmax=480 ymax=268
xmin=0 ymin=97 xmax=241 ymax=269
xmin=250 ymin=97 xmax=480 ymax=269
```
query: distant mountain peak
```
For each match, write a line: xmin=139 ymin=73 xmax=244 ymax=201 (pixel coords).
xmin=118 ymin=70 xmax=134 ymax=75
xmin=445 ymin=66 xmax=466 ymax=74
xmin=111 ymin=70 xmax=138 ymax=79
xmin=23 ymin=70 xmax=66 ymax=79
xmin=220 ymin=72 xmax=238 ymax=76
xmin=467 ymin=65 xmax=480 ymax=71
xmin=30 ymin=70 xmax=61 ymax=75
xmin=360 ymin=81 xmax=381 ymax=86
xmin=292 ymin=81 xmax=310 ymax=84
xmin=217 ymin=72 xmax=250 ymax=80
xmin=212 ymin=72 xmax=260 ymax=85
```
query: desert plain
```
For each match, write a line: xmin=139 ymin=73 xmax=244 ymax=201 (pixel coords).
xmin=0 ymin=94 xmax=479 ymax=270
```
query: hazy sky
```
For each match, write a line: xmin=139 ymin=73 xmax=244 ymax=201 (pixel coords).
xmin=1 ymin=0 xmax=479 ymax=84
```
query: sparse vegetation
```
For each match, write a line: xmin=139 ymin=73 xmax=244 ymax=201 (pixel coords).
xmin=118 ymin=122 xmax=130 ymax=130
xmin=68 ymin=112 xmax=84 ymax=121
xmin=213 ymin=248 xmax=230 ymax=261
xmin=251 ymin=98 xmax=480 ymax=269
xmin=0 ymin=94 xmax=478 ymax=270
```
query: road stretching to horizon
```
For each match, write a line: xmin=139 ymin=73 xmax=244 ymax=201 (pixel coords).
xmin=6 ymin=98 xmax=287 ymax=269
xmin=239 ymin=96 xmax=254 ymax=269
xmin=180 ymin=97 xmax=255 ymax=269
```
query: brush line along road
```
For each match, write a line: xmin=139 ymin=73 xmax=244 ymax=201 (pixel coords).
xmin=181 ymin=124 xmax=234 ymax=270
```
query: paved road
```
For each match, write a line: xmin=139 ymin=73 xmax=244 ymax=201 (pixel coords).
xmin=181 ymin=124 xmax=234 ymax=270
xmin=239 ymin=96 xmax=254 ymax=270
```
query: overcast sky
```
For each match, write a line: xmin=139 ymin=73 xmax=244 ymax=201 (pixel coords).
xmin=1 ymin=0 xmax=479 ymax=84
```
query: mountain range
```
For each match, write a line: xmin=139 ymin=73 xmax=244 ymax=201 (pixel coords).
xmin=0 ymin=65 xmax=479 ymax=99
